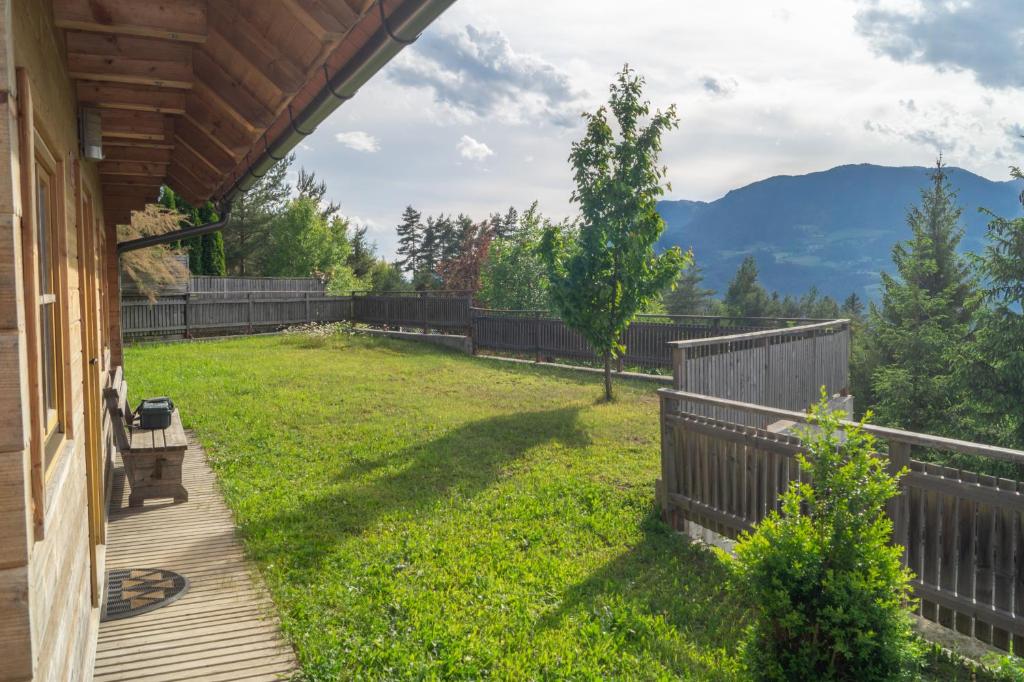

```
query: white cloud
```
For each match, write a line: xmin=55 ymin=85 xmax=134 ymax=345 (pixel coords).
xmin=456 ymin=135 xmax=494 ymax=161
xmin=388 ymin=23 xmax=585 ymax=126
xmin=334 ymin=131 xmax=380 ymax=152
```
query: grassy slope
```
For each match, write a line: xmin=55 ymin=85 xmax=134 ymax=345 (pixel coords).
xmin=126 ymin=334 xmax=744 ymax=680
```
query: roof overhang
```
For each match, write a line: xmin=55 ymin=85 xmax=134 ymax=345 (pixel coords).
xmin=53 ymin=0 xmax=456 ymax=226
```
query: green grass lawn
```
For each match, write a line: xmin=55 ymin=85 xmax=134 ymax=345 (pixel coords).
xmin=124 ymin=332 xmax=986 ymax=681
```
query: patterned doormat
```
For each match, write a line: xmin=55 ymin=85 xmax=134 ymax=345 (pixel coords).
xmin=101 ymin=568 xmax=190 ymax=622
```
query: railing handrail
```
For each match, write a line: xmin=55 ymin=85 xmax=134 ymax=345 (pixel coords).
xmin=469 ymin=307 xmax=836 ymax=324
xmin=658 ymin=388 xmax=1024 ymax=464
xmin=666 ymin=319 xmax=850 ymax=348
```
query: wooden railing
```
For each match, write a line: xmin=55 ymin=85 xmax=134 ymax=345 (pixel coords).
xmin=658 ymin=389 xmax=1024 ymax=653
xmin=669 ymin=320 xmax=851 ymax=423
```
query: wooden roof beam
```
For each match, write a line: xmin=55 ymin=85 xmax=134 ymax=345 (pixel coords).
xmin=54 ymin=0 xmax=208 ymax=44
xmin=165 ymin=169 xmax=208 ymax=207
xmin=101 ymin=146 xmax=173 ymax=163
xmin=175 ymin=117 xmax=239 ymax=174
xmin=192 ymin=51 xmax=276 ymax=133
xmin=99 ymin=160 xmax=169 ymax=177
xmin=206 ymin=3 xmax=305 ymax=96
xmin=280 ymin=0 xmax=354 ymax=41
xmin=184 ymin=96 xmax=257 ymax=159
xmin=100 ymin=110 xmax=174 ymax=142
xmin=66 ymin=33 xmax=194 ymax=89
xmin=169 ymin=150 xmax=221 ymax=191
xmin=76 ymin=82 xmax=187 ymax=115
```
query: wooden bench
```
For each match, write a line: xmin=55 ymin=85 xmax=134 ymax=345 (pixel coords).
xmin=104 ymin=380 xmax=188 ymax=508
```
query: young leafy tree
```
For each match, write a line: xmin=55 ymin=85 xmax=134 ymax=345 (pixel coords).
xmin=479 ymin=202 xmax=556 ymax=310
xmin=734 ymin=395 xmax=920 ymax=680
xmin=724 ymin=256 xmax=771 ymax=318
xmin=868 ymin=161 xmax=979 ymax=436
xmin=663 ymin=261 xmax=716 ymax=315
xmin=540 ymin=65 xmax=688 ymax=400
xmin=969 ymin=165 xmax=1024 ymax=447
xmin=394 ymin=205 xmax=423 ymax=274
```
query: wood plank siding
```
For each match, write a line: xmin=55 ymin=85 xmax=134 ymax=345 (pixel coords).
xmin=93 ymin=436 xmax=297 ymax=682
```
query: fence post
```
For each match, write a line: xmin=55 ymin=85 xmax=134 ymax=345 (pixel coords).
xmin=534 ymin=314 xmax=541 ymax=363
xmin=469 ymin=306 xmax=477 ymax=354
xmin=887 ymin=440 xmax=911 ymax=567
xmin=247 ymin=293 xmax=253 ymax=334
xmin=184 ymin=293 xmax=191 ymax=339
xmin=671 ymin=346 xmax=686 ymax=414
xmin=421 ymin=291 xmax=428 ymax=334
xmin=659 ymin=395 xmax=681 ymax=531
xmin=305 ymin=292 xmax=311 ymax=324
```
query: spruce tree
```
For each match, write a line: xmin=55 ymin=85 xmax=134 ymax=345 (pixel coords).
xmin=663 ymin=261 xmax=716 ymax=315
xmin=842 ymin=292 xmax=865 ymax=320
xmin=395 ymin=205 xmax=422 ymax=274
xmin=724 ymin=256 xmax=771 ymax=318
xmin=868 ymin=161 xmax=978 ymax=435
xmin=969 ymin=165 xmax=1024 ymax=446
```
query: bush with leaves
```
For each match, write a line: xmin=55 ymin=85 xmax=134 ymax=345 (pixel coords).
xmin=732 ymin=395 xmax=920 ymax=681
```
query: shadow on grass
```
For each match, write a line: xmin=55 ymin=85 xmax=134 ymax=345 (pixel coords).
xmin=539 ymin=509 xmax=749 ymax=677
xmin=243 ymin=406 xmax=590 ymax=574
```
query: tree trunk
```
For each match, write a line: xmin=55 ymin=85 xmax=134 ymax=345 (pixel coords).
xmin=603 ymin=352 xmax=614 ymax=401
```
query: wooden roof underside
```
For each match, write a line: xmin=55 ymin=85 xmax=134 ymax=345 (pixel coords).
xmin=53 ymin=0 xmax=391 ymax=225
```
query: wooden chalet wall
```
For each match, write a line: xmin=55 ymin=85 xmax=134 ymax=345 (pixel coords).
xmin=0 ymin=2 xmax=113 ymax=681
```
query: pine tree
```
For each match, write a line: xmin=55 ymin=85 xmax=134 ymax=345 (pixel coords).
xmin=436 ymin=215 xmax=460 ymax=263
xmin=395 ymin=205 xmax=422 ymax=274
xmin=346 ymin=226 xmax=377 ymax=281
xmin=663 ymin=261 xmax=716 ymax=315
xmin=296 ymin=167 xmax=341 ymax=221
xmin=724 ymin=256 xmax=771 ymax=318
xmin=495 ymin=205 xmax=518 ymax=240
xmin=868 ymin=160 xmax=979 ymax=435
xmin=223 ymin=154 xmax=293 ymax=275
xmin=415 ymin=216 xmax=441 ymax=288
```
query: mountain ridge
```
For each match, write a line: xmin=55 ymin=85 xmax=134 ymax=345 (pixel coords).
xmin=656 ymin=163 xmax=1023 ymax=300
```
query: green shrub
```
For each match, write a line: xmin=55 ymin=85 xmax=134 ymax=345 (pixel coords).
xmin=732 ymin=394 xmax=921 ymax=680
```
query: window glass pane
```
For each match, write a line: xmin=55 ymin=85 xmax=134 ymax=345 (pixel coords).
xmin=41 ymin=302 xmax=55 ymax=414
xmin=36 ymin=176 xmax=49 ymax=294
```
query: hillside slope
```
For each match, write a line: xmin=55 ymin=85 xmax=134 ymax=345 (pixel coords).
xmin=657 ymin=164 xmax=1023 ymax=299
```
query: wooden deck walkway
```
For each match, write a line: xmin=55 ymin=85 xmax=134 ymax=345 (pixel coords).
xmin=94 ymin=435 xmax=298 ymax=682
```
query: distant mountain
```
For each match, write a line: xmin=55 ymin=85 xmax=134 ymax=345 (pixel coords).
xmin=656 ymin=164 xmax=1024 ymax=300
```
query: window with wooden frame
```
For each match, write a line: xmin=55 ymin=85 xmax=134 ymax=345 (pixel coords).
xmin=33 ymin=134 xmax=67 ymax=475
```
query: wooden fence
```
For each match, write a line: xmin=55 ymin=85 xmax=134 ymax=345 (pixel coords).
xmin=658 ymin=389 xmax=1024 ymax=653
xmin=122 ymin=294 xmax=353 ymax=338
xmin=469 ymin=308 xmax=831 ymax=370
xmin=669 ymin=320 xmax=851 ymax=423
xmin=122 ymin=290 xmax=844 ymax=375
xmin=188 ymin=275 xmax=325 ymax=298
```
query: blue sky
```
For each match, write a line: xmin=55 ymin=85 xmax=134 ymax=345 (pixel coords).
xmin=291 ymin=0 xmax=1024 ymax=258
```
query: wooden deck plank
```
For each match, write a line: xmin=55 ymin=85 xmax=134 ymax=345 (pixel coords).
xmin=94 ymin=434 xmax=298 ymax=681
